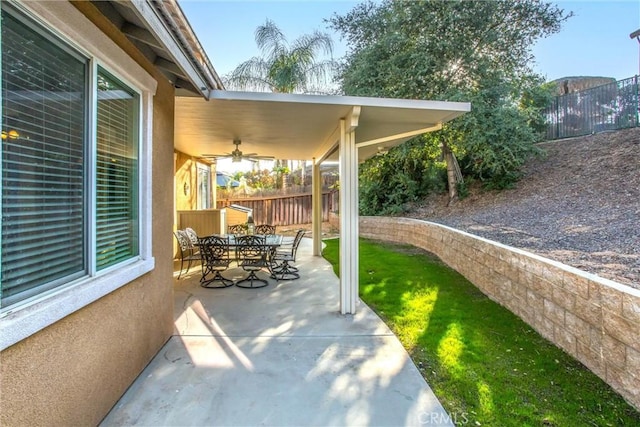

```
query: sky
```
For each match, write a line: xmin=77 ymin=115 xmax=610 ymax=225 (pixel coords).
xmin=180 ymin=0 xmax=640 ymax=82
xmin=179 ymin=0 xmax=639 ymax=172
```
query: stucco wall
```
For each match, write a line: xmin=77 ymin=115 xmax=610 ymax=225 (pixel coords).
xmin=360 ymin=216 xmax=640 ymax=411
xmin=0 ymin=3 xmax=176 ymax=426
xmin=175 ymin=150 xmax=200 ymax=212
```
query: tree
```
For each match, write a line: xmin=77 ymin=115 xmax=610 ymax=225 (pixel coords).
xmin=329 ymin=0 xmax=571 ymax=208
xmin=225 ymin=20 xmax=338 ymax=191
xmin=224 ymin=19 xmax=337 ymax=94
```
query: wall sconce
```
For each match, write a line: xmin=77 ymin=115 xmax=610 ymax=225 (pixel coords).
xmin=183 ymin=181 xmax=190 ymax=196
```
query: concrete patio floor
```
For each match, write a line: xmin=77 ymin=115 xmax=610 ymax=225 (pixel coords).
xmin=100 ymin=238 xmax=453 ymax=426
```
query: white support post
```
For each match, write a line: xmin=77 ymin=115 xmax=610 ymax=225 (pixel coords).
xmin=312 ymin=158 xmax=322 ymax=256
xmin=210 ymin=160 xmax=217 ymax=208
xmin=339 ymin=107 xmax=360 ymax=314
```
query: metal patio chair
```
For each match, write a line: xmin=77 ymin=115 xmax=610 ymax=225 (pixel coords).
xmin=235 ymin=235 xmax=270 ymax=288
xmin=254 ymin=224 xmax=276 ymax=235
xmin=184 ymin=227 xmax=200 ymax=247
xmin=227 ymin=224 xmax=246 ymax=235
xmin=173 ymin=229 xmax=201 ymax=279
xmin=198 ymin=235 xmax=234 ymax=288
xmin=270 ymin=229 xmax=305 ymax=280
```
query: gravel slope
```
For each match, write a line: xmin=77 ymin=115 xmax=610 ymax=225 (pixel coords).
xmin=406 ymin=126 xmax=640 ymax=289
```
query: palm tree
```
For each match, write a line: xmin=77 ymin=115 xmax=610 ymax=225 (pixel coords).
xmin=224 ymin=19 xmax=336 ymax=94
xmin=225 ymin=20 xmax=337 ymax=192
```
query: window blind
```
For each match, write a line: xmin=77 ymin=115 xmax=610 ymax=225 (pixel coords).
xmin=95 ymin=69 xmax=139 ymax=270
xmin=1 ymin=9 xmax=87 ymax=304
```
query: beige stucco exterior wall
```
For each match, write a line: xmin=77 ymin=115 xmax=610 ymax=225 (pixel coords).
xmin=360 ymin=216 xmax=640 ymax=411
xmin=175 ymin=150 xmax=200 ymax=212
xmin=0 ymin=3 xmax=176 ymax=425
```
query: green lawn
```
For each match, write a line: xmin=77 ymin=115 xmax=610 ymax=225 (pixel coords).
xmin=322 ymin=238 xmax=640 ymax=426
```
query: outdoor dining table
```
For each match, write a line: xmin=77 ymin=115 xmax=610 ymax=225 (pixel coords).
xmin=222 ymin=233 xmax=283 ymax=248
xmin=203 ymin=234 xmax=284 ymax=260
xmin=198 ymin=233 xmax=284 ymax=288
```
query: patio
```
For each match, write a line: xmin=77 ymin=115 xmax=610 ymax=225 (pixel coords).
xmin=100 ymin=237 xmax=453 ymax=426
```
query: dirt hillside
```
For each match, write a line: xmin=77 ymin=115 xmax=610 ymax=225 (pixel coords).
xmin=406 ymin=126 xmax=640 ymax=289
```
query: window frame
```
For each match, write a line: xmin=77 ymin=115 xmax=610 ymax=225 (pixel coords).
xmin=0 ymin=1 xmax=157 ymax=350
xmin=196 ymin=162 xmax=213 ymax=209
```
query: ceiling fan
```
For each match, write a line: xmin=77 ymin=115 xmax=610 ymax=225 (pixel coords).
xmin=202 ymin=139 xmax=275 ymax=163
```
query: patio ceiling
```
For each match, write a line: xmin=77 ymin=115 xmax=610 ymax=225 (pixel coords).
xmin=175 ymin=91 xmax=471 ymax=163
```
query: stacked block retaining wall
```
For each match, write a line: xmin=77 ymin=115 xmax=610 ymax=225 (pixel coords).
xmin=359 ymin=216 xmax=640 ymax=410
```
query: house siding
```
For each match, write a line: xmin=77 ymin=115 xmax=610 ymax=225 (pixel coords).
xmin=0 ymin=2 xmax=176 ymax=425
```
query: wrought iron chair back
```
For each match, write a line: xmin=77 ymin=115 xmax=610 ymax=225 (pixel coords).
xmin=271 ymin=229 xmax=306 ymax=280
xmin=184 ymin=227 xmax=199 ymax=246
xmin=227 ymin=224 xmax=246 ymax=235
xmin=173 ymin=229 xmax=201 ymax=279
xmin=254 ymin=224 xmax=276 ymax=235
xmin=235 ymin=235 xmax=270 ymax=288
xmin=198 ymin=235 xmax=234 ymax=288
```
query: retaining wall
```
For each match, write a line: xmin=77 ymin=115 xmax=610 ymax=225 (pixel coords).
xmin=359 ymin=216 xmax=640 ymax=410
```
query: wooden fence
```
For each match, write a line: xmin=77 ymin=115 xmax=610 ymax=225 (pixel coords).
xmin=216 ymin=191 xmax=338 ymax=226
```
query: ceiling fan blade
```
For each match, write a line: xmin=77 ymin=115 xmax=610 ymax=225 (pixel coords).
xmin=249 ymin=155 xmax=275 ymax=160
xmin=200 ymin=140 xmax=274 ymax=162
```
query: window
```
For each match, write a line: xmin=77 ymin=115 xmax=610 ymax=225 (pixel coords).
xmin=196 ymin=163 xmax=212 ymax=209
xmin=1 ymin=5 xmax=142 ymax=308
xmin=96 ymin=69 xmax=140 ymax=269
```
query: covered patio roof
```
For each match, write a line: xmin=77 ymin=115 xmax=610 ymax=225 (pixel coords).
xmin=175 ymin=90 xmax=470 ymax=162
xmin=174 ymin=90 xmax=470 ymax=314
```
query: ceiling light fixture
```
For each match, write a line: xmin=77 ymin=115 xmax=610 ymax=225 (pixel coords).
xmin=1 ymin=129 xmax=19 ymax=140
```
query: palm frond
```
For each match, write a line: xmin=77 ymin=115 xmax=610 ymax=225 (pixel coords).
xmin=303 ymin=59 xmax=338 ymax=90
xmin=291 ymin=31 xmax=334 ymax=60
xmin=224 ymin=58 xmax=274 ymax=92
xmin=227 ymin=20 xmax=336 ymax=94
xmin=255 ymin=19 xmax=287 ymax=63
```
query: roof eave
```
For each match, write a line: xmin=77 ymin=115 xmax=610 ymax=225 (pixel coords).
xmin=126 ymin=0 xmax=223 ymax=98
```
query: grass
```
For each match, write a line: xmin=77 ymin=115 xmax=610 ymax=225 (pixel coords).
xmin=322 ymin=238 xmax=640 ymax=426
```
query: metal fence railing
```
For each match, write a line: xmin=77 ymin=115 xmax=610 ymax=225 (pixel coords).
xmin=543 ymin=75 xmax=639 ymax=140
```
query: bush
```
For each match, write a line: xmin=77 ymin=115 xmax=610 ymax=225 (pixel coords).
xmin=359 ymin=136 xmax=446 ymax=215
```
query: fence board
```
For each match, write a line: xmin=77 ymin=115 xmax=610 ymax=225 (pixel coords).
xmin=216 ymin=191 xmax=337 ymax=226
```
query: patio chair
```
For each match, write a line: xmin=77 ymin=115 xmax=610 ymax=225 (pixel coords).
xmin=270 ymin=229 xmax=305 ymax=280
xmin=235 ymin=235 xmax=270 ymax=288
xmin=184 ymin=227 xmax=200 ymax=247
xmin=184 ymin=227 xmax=203 ymax=264
xmin=198 ymin=235 xmax=234 ymax=288
xmin=254 ymin=224 xmax=276 ymax=235
xmin=173 ymin=229 xmax=201 ymax=279
xmin=227 ymin=224 xmax=245 ymax=235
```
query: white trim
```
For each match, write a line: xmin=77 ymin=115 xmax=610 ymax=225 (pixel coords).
xmin=210 ymin=90 xmax=470 ymax=113
xmin=88 ymin=60 xmax=98 ymax=276
xmin=140 ymin=91 xmax=154 ymax=262
xmin=0 ymin=1 xmax=157 ymax=349
xmin=356 ymin=124 xmax=443 ymax=148
xmin=312 ymin=160 xmax=322 ymax=257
